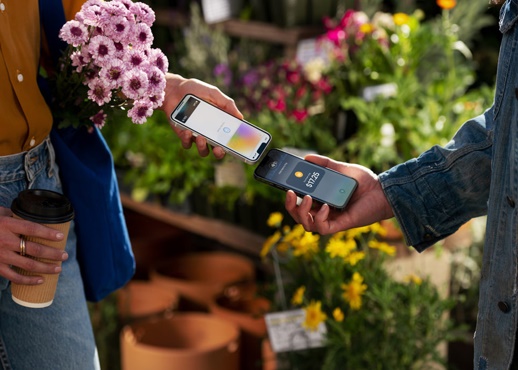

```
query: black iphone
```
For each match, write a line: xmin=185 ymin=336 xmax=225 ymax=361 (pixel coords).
xmin=254 ymin=149 xmax=358 ymax=210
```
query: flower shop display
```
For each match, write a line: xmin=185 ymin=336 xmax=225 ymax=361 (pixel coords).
xmin=54 ymin=0 xmax=168 ymax=128
xmin=260 ymin=212 xmax=457 ymax=369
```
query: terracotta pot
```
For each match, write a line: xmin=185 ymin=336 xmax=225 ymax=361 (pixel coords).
xmin=149 ymin=251 xmax=256 ymax=308
xmin=209 ymin=292 xmax=270 ymax=370
xmin=117 ymin=280 xmax=179 ymax=323
xmin=120 ymin=313 xmax=240 ymax=370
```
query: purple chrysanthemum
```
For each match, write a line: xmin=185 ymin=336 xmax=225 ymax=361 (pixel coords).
xmin=129 ymin=2 xmax=155 ymax=27
xmin=122 ymin=69 xmax=149 ymax=100
xmin=148 ymin=48 xmax=169 ymax=74
xmin=87 ymin=78 xmax=112 ymax=105
xmin=132 ymin=23 xmax=153 ymax=48
xmin=59 ymin=20 xmax=89 ymax=47
xmin=100 ymin=58 xmax=126 ymax=89
xmin=90 ymin=110 xmax=107 ymax=128
xmin=128 ymin=100 xmax=153 ymax=124
xmin=147 ymin=91 xmax=165 ymax=109
xmin=124 ymin=49 xmax=148 ymax=69
xmin=102 ymin=15 xmax=130 ymax=43
xmin=145 ymin=66 xmax=166 ymax=96
xmin=88 ymin=35 xmax=116 ymax=65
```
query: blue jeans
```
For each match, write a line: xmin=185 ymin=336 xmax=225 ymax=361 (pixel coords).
xmin=0 ymin=138 xmax=100 ymax=370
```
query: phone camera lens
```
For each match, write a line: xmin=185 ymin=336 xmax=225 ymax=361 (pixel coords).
xmin=269 ymin=161 xmax=278 ymax=168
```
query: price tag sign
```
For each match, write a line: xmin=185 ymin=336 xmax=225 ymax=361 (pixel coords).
xmin=265 ymin=309 xmax=327 ymax=353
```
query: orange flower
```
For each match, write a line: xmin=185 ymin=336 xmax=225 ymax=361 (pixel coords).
xmin=436 ymin=0 xmax=456 ymax=10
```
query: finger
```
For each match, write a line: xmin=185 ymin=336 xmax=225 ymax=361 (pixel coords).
xmin=285 ymin=191 xmax=302 ymax=223
xmin=0 ymin=207 xmax=12 ymax=217
xmin=0 ymin=265 xmax=44 ymax=285
xmin=195 ymin=136 xmax=210 ymax=157
xmin=212 ymin=146 xmax=226 ymax=159
xmin=3 ymin=217 xmax=65 ymax=243
xmin=304 ymin=154 xmax=345 ymax=173
xmin=297 ymin=195 xmax=315 ymax=232
xmin=313 ymin=204 xmax=332 ymax=235
xmin=23 ymin=239 xmax=69 ymax=262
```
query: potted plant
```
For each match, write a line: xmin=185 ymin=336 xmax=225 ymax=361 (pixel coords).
xmin=259 ymin=212 xmax=458 ymax=369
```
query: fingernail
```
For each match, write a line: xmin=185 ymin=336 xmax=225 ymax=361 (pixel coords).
xmin=37 ymin=279 xmax=44 ymax=284
xmin=54 ymin=266 xmax=62 ymax=273
xmin=56 ymin=232 xmax=64 ymax=240
xmin=61 ymin=252 xmax=69 ymax=261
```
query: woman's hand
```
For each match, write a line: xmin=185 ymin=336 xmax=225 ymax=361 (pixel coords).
xmin=160 ymin=73 xmax=243 ymax=159
xmin=0 ymin=207 xmax=69 ymax=285
xmin=285 ymin=154 xmax=395 ymax=235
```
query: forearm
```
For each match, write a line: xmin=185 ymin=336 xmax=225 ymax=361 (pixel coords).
xmin=379 ymin=109 xmax=493 ymax=251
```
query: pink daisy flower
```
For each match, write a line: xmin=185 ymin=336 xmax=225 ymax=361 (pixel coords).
xmin=148 ymin=48 xmax=169 ymax=74
xmin=59 ymin=20 xmax=89 ymax=47
xmin=101 ymin=15 xmax=131 ymax=42
xmin=122 ymin=69 xmax=149 ymax=100
xmin=145 ymin=66 xmax=167 ymax=96
xmin=100 ymin=58 xmax=126 ymax=89
xmin=90 ymin=110 xmax=107 ymax=128
xmin=124 ymin=49 xmax=148 ymax=69
xmin=87 ymin=78 xmax=113 ymax=106
xmin=128 ymin=100 xmax=153 ymax=124
xmin=132 ymin=23 xmax=153 ymax=48
xmin=88 ymin=35 xmax=116 ymax=65
xmin=129 ymin=2 xmax=156 ymax=27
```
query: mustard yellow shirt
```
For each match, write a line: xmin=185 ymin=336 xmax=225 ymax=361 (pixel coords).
xmin=0 ymin=0 xmax=82 ymax=155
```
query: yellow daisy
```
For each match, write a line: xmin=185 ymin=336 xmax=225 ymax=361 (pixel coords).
xmin=267 ymin=212 xmax=284 ymax=228
xmin=303 ymin=301 xmax=327 ymax=331
xmin=291 ymin=286 xmax=306 ymax=306
xmin=333 ymin=307 xmax=344 ymax=322
xmin=342 ymin=272 xmax=368 ymax=310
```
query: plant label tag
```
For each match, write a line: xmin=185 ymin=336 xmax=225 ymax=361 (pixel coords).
xmin=265 ymin=309 xmax=327 ymax=353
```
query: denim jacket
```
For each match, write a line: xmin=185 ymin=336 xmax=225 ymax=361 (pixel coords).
xmin=379 ymin=1 xmax=518 ymax=368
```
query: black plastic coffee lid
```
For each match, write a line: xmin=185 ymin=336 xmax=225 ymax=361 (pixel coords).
xmin=11 ymin=189 xmax=75 ymax=224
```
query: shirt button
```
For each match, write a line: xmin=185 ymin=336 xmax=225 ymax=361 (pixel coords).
xmin=0 ymin=3 xmax=5 ymax=11
xmin=17 ymin=73 xmax=23 ymax=82
xmin=507 ymin=195 xmax=515 ymax=208
xmin=29 ymin=137 xmax=36 ymax=147
xmin=498 ymin=301 xmax=511 ymax=313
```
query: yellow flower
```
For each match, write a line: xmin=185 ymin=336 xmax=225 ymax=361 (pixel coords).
xmin=333 ymin=307 xmax=344 ymax=322
xmin=404 ymin=274 xmax=423 ymax=285
xmin=345 ymin=225 xmax=372 ymax=239
xmin=436 ymin=0 xmax=456 ymax=10
xmin=342 ymin=272 xmax=368 ymax=310
xmin=292 ymin=231 xmax=320 ymax=258
xmin=303 ymin=301 xmax=327 ymax=331
xmin=267 ymin=212 xmax=284 ymax=228
xmin=393 ymin=13 xmax=410 ymax=26
xmin=325 ymin=237 xmax=356 ymax=259
xmin=368 ymin=240 xmax=397 ymax=256
xmin=291 ymin=286 xmax=306 ymax=306
xmin=343 ymin=251 xmax=365 ymax=266
xmin=359 ymin=23 xmax=374 ymax=34
xmin=260 ymin=231 xmax=281 ymax=258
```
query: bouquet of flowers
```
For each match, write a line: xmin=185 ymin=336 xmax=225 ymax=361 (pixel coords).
xmin=54 ymin=0 xmax=168 ymax=128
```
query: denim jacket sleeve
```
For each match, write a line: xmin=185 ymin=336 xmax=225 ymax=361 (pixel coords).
xmin=378 ymin=108 xmax=494 ymax=252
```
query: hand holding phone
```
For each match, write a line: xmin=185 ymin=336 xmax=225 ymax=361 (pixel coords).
xmin=254 ymin=149 xmax=358 ymax=210
xmin=170 ymin=94 xmax=271 ymax=164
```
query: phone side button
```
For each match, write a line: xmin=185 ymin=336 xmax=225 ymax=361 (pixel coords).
xmin=296 ymin=196 xmax=303 ymax=206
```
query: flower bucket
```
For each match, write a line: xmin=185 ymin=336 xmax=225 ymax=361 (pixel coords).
xmin=149 ymin=251 xmax=256 ymax=308
xmin=209 ymin=289 xmax=271 ymax=370
xmin=117 ymin=280 xmax=178 ymax=323
xmin=120 ymin=313 xmax=240 ymax=370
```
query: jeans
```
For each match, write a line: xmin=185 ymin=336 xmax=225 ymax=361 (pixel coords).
xmin=0 ymin=138 xmax=100 ymax=370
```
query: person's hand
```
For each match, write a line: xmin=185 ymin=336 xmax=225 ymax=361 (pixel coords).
xmin=285 ymin=154 xmax=394 ymax=235
xmin=0 ymin=207 xmax=69 ymax=285
xmin=160 ymin=73 xmax=243 ymax=159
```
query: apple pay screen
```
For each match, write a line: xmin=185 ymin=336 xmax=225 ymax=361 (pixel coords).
xmin=173 ymin=96 xmax=269 ymax=160
xmin=266 ymin=153 xmax=355 ymax=207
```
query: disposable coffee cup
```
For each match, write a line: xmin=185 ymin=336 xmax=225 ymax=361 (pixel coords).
xmin=10 ymin=189 xmax=74 ymax=308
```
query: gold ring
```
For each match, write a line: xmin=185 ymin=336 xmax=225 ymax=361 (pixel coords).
xmin=19 ymin=236 xmax=26 ymax=257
